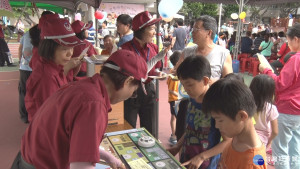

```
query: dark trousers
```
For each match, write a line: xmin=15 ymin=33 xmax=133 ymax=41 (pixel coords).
xmin=270 ymin=52 xmax=295 ymax=75
xmin=0 ymin=38 xmax=11 ymax=66
xmin=11 ymin=151 xmax=35 ymax=169
xmin=270 ymin=60 xmax=283 ymax=75
xmin=19 ymin=70 xmax=31 ymax=123
xmin=175 ymin=98 xmax=189 ymax=141
xmin=124 ymin=82 xmax=156 ymax=135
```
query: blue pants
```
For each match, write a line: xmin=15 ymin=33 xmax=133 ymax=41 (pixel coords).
xmin=272 ymin=113 xmax=300 ymax=169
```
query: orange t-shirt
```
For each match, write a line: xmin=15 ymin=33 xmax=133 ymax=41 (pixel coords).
xmin=218 ymin=142 xmax=267 ymax=169
xmin=167 ymin=77 xmax=179 ymax=102
xmin=101 ymin=49 xmax=111 ymax=55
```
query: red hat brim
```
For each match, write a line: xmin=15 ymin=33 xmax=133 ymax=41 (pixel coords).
xmin=51 ymin=36 xmax=84 ymax=47
xmin=134 ymin=18 xmax=162 ymax=31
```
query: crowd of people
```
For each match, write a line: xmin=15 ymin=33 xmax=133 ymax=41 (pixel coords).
xmin=1 ymin=9 xmax=299 ymax=169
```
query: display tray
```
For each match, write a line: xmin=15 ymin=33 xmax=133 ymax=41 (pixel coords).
xmin=97 ymin=128 xmax=184 ymax=169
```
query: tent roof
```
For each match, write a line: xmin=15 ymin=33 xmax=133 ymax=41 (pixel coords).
xmin=184 ymin=0 xmax=300 ymax=5
xmin=10 ymin=1 xmax=65 ymax=14
xmin=9 ymin=0 xmax=101 ymax=11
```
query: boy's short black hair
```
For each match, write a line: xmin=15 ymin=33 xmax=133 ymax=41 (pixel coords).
xmin=169 ymin=51 xmax=181 ymax=66
xmin=177 ymin=55 xmax=211 ymax=81
xmin=224 ymin=73 xmax=244 ymax=83
xmin=100 ymin=61 xmax=140 ymax=90
xmin=203 ymin=78 xmax=256 ymax=120
xmin=38 ymin=39 xmax=59 ymax=61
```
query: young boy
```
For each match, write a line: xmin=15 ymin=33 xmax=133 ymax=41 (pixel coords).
xmin=11 ymin=49 xmax=148 ymax=169
xmin=202 ymin=79 xmax=267 ymax=169
xmin=168 ymin=55 xmax=231 ymax=169
xmin=167 ymin=51 xmax=181 ymax=145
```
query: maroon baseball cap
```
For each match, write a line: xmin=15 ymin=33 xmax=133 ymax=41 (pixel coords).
xmin=71 ymin=20 xmax=92 ymax=34
xmin=38 ymin=13 xmax=59 ymax=30
xmin=132 ymin=11 xmax=161 ymax=31
xmin=40 ymin=18 xmax=83 ymax=47
xmin=104 ymin=50 xmax=147 ymax=82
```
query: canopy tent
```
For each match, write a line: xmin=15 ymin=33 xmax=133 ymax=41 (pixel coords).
xmin=9 ymin=0 xmax=101 ymax=12
xmin=174 ymin=13 xmax=184 ymax=20
xmin=9 ymin=1 xmax=64 ymax=14
xmin=184 ymin=0 xmax=300 ymax=5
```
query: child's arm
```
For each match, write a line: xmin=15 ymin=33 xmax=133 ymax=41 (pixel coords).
xmin=181 ymin=134 xmax=232 ymax=168
xmin=266 ymin=119 xmax=278 ymax=150
xmin=169 ymin=90 xmax=179 ymax=97
xmin=167 ymin=133 xmax=185 ymax=156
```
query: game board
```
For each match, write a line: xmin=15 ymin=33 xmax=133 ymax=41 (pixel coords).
xmin=99 ymin=128 xmax=184 ymax=169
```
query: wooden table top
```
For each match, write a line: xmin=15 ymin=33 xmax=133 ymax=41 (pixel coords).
xmin=105 ymin=120 xmax=133 ymax=133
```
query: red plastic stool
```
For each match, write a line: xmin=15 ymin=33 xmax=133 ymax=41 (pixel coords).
xmin=250 ymin=60 xmax=260 ymax=77
xmin=249 ymin=57 xmax=258 ymax=71
xmin=240 ymin=57 xmax=251 ymax=73
xmin=238 ymin=53 xmax=249 ymax=62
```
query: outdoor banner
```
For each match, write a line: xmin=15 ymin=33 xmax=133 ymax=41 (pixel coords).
xmin=99 ymin=3 xmax=145 ymax=17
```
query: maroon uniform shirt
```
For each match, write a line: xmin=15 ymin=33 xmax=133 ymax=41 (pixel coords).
xmin=25 ymin=57 xmax=67 ymax=121
xmin=22 ymin=74 xmax=111 ymax=168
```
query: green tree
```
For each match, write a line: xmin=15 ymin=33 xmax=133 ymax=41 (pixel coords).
xmin=180 ymin=2 xmax=218 ymax=19
xmin=12 ymin=7 xmax=36 ymax=26
xmin=201 ymin=3 xmax=218 ymax=17
xmin=223 ymin=4 xmax=239 ymax=18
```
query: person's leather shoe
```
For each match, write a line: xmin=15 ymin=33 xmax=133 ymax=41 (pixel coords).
xmin=7 ymin=63 xmax=17 ymax=67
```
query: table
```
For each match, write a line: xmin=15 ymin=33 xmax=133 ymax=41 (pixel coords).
xmin=106 ymin=120 xmax=133 ymax=133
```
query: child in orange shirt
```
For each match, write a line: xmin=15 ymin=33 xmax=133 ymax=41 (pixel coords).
xmin=167 ymin=51 xmax=181 ymax=145
xmin=203 ymin=79 xmax=267 ymax=169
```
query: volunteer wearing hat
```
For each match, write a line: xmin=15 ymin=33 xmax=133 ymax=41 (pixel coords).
xmin=69 ymin=20 xmax=97 ymax=80
xmin=29 ymin=11 xmax=59 ymax=70
xmin=24 ymin=18 xmax=83 ymax=122
xmin=121 ymin=11 xmax=165 ymax=135
xmin=11 ymin=50 xmax=147 ymax=169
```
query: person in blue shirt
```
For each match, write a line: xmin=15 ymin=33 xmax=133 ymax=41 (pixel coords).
xmin=86 ymin=20 xmax=96 ymax=45
xmin=241 ymin=31 xmax=253 ymax=54
xmin=18 ymin=29 xmax=34 ymax=123
xmin=213 ymin=34 xmax=218 ymax=44
xmin=116 ymin=14 xmax=133 ymax=48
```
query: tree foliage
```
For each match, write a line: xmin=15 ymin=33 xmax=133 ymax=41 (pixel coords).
xmin=12 ymin=7 xmax=37 ymax=26
xmin=249 ymin=5 xmax=269 ymax=25
xmin=180 ymin=2 xmax=218 ymax=19
xmin=275 ymin=3 xmax=300 ymax=17
xmin=223 ymin=4 xmax=239 ymax=18
xmin=202 ymin=3 xmax=218 ymax=17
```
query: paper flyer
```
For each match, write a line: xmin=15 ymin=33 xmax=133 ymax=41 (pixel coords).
xmin=78 ymin=46 xmax=90 ymax=60
xmin=128 ymin=158 xmax=152 ymax=169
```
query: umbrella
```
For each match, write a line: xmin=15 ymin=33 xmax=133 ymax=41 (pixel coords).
xmin=0 ymin=0 xmax=14 ymax=17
